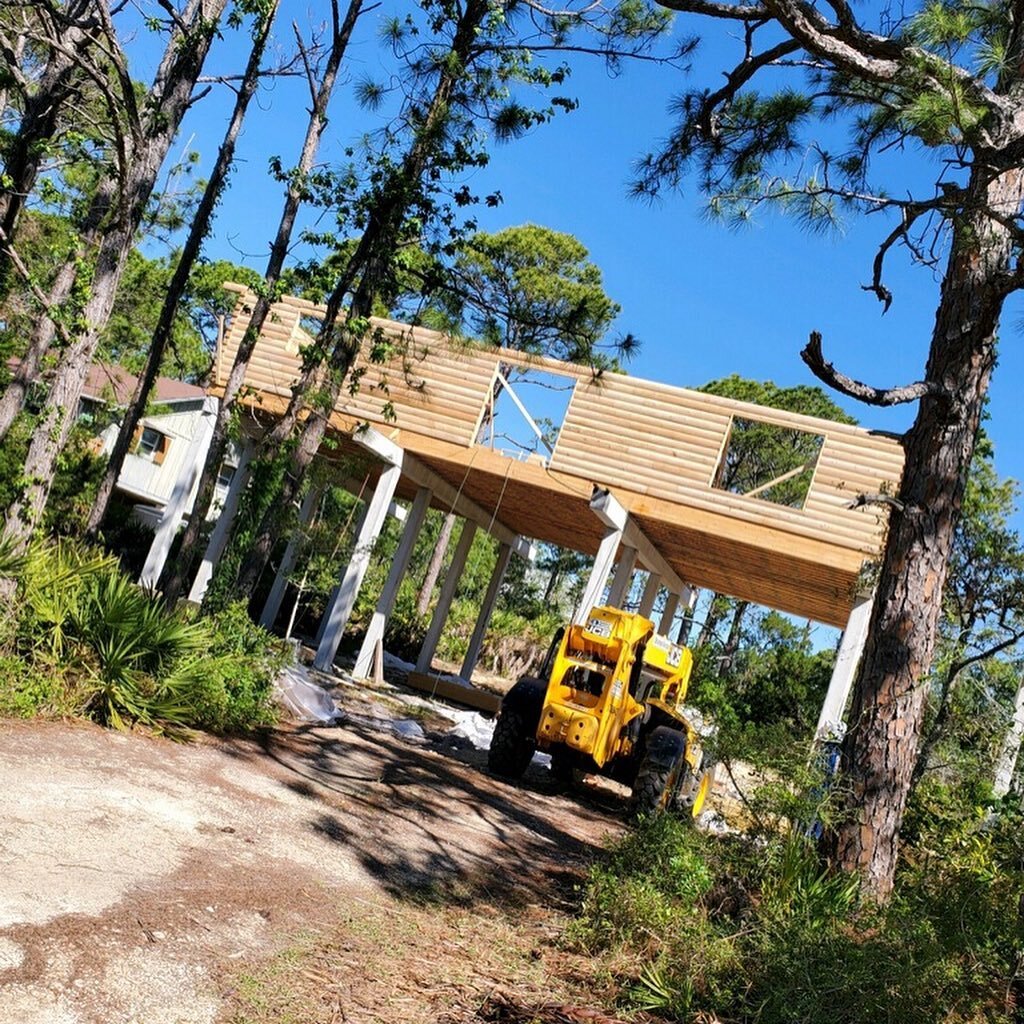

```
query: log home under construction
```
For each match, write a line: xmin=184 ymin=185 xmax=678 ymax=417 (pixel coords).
xmin=166 ymin=284 xmax=905 ymax=737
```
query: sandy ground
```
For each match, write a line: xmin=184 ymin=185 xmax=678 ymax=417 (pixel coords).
xmin=0 ymin=682 xmax=627 ymax=1024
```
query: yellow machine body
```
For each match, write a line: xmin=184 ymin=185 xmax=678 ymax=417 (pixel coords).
xmin=535 ymin=606 xmax=699 ymax=772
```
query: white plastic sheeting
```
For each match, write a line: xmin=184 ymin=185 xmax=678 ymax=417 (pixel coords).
xmin=274 ymin=664 xmax=341 ymax=723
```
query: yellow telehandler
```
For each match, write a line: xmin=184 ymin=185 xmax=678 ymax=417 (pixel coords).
xmin=487 ymin=605 xmax=712 ymax=817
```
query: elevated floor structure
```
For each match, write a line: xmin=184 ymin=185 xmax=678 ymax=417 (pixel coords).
xmin=208 ymin=285 xmax=905 ymax=732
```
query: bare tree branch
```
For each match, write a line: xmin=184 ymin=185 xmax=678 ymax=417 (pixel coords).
xmin=801 ymin=330 xmax=949 ymax=407
xmin=657 ymin=0 xmax=768 ymax=20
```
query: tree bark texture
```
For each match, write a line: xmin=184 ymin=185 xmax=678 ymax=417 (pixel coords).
xmin=418 ymin=512 xmax=457 ymax=615
xmin=825 ymin=163 xmax=1024 ymax=901
xmin=85 ymin=0 xmax=279 ymax=538
xmin=993 ymin=676 xmax=1024 ymax=799
xmin=159 ymin=0 xmax=363 ymax=604
xmin=0 ymin=0 xmax=95 ymax=301
xmin=227 ymin=0 xmax=491 ymax=602
xmin=2 ymin=0 xmax=229 ymax=547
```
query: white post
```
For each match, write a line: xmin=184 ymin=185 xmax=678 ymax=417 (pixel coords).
xmin=187 ymin=445 xmax=253 ymax=604
xmin=139 ymin=396 xmax=217 ymax=589
xmin=259 ymin=485 xmax=322 ymax=630
xmin=606 ymin=545 xmax=638 ymax=609
xmin=460 ymin=540 xmax=513 ymax=681
xmin=574 ymin=527 xmax=622 ymax=624
xmin=993 ymin=676 xmax=1024 ymax=798
xmin=815 ymin=592 xmax=875 ymax=741
xmin=659 ymin=591 xmax=680 ymax=636
xmin=353 ymin=486 xmax=432 ymax=678
xmin=314 ymin=463 xmax=402 ymax=672
xmin=416 ymin=519 xmax=478 ymax=673
xmin=639 ymin=572 xmax=661 ymax=618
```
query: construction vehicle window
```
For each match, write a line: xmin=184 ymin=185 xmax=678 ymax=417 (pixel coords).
xmin=713 ymin=417 xmax=824 ymax=509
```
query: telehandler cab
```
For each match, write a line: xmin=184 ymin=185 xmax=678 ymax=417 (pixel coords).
xmin=487 ymin=605 xmax=712 ymax=818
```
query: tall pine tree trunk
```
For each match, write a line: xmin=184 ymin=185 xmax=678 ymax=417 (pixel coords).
xmin=0 ymin=0 xmax=94 ymax=301
xmin=418 ymin=512 xmax=457 ymax=614
xmin=826 ymin=163 xmax=1024 ymax=901
xmin=85 ymin=0 xmax=279 ymax=538
xmin=2 ymin=0 xmax=229 ymax=547
xmin=229 ymin=0 xmax=491 ymax=601
xmin=158 ymin=0 xmax=363 ymax=604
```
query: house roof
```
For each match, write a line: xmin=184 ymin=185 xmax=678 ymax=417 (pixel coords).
xmin=82 ymin=363 xmax=206 ymax=405
xmin=6 ymin=358 xmax=206 ymax=405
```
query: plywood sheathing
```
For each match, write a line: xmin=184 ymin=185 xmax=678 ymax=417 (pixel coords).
xmin=216 ymin=286 xmax=905 ymax=628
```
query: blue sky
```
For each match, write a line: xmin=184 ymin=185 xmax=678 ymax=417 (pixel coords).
xmin=139 ymin=0 xmax=1024 ymax=524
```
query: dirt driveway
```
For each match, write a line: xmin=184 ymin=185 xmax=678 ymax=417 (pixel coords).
xmin=0 ymin=686 xmax=626 ymax=1024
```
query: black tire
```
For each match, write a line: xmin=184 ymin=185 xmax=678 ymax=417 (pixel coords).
xmin=487 ymin=707 xmax=536 ymax=778
xmin=629 ymin=726 xmax=688 ymax=819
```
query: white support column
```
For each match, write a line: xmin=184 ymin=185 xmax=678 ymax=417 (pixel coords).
xmin=574 ymin=527 xmax=622 ymax=624
xmin=815 ymin=592 xmax=875 ymax=741
xmin=314 ymin=463 xmax=402 ymax=672
xmin=187 ymin=445 xmax=253 ymax=604
xmin=353 ymin=486 xmax=433 ymax=679
xmin=259 ymin=485 xmax=322 ymax=630
xmin=460 ymin=540 xmax=514 ymax=681
xmin=639 ymin=572 xmax=662 ymax=618
xmin=416 ymin=519 xmax=478 ymax=673
xmin=606 ymin=545 xmax=638 ymax=609
xmin=140 ymin=396 xmax=217 ymax=589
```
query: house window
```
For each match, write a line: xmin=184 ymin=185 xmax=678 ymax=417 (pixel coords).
xmin=216 ymin=463 xmax=235 ymax=492
xmin=135 ymin=426 xmax=171 ymax=465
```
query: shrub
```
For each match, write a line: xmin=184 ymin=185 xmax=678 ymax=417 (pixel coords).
xmin=195 ymin=601 xmax=289 ymax=733
xmin=2 ymin=542 xmax=286 ymax=735
xmin=569 ymin=751 xmax=1023 ymax=1024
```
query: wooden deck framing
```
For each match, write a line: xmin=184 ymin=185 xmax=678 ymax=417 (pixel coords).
xmin=216 ymin=285 xmax=905 ymax=627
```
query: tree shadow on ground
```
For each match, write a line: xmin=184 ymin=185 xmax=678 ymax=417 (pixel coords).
xmin=222 ymin=718 xmax=625 ymax=914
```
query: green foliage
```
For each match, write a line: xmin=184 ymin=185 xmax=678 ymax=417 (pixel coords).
xmin=428 ymin=224 xmax=625 ymax=364
xmin=194 ymin=602 xmax=289 ymax=732
xmin=571 ymin=781 xmax=1024 ymax=1024
xmin=2 ymin=540 xmax=283 ymax=734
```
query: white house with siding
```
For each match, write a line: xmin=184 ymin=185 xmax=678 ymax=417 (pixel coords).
xmin=79 ymin=364 xmax=235 ymax=526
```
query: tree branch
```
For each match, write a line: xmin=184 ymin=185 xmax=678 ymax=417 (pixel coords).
xmin=696 ymin=38 xmax=801 ymax=138
xmin=801 ymin=331 xmax=949 ymax=407
xmin=0 ymin=227 xmax=72 ymax=346
xmin=657 ymin=0 xmax=768 ymax=19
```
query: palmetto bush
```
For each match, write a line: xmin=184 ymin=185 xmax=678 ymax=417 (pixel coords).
xmin=5 ymin=539 xmax=225 ymax=732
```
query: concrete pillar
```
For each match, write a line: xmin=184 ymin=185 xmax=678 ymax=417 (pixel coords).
xmin=140 ymin=396 xmax=217 ymax=589
xmin=353 ymin=487 xmax=432 ymax=678
xmin=187 ymin=445 xmax=253 ymax=604
xmin=314 ymin=463 xmax=402 ymax=672
xmin=460 ymin=540 xmax=514 ymax=681
xmin=639 ymin=572 xmax=661 ymax=618
xmin=416 ymin=519 xmax=478 ymax=673
xmin=574 ymin=526 xmax=623 ymax=624
xmin=606 ymin=545 xmax=638 ymax=609
xmin=815 ymin=592 xmax=875 ymax=741
xmin=259 ymin=485 xmax=322 ymax=630
xmin=658 ymin=591 xmax=680 ymax=636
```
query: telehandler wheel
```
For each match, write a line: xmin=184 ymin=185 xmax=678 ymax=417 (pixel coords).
xmin=487 ymin=707 xmax=536 ymax=778
xmin=629 ymin=726 xmax=688 ymax=819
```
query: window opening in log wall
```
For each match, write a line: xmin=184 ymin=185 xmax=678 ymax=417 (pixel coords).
xmin=713 ymin=417 xmax=824 ymax=509
xmin=485 ymin=367 xmax=576 ymax=463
